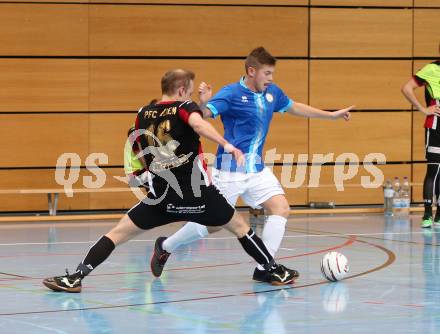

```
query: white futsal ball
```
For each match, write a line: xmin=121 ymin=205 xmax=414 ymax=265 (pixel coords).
xmin=320 ymin=252 xmax=349 ymax=282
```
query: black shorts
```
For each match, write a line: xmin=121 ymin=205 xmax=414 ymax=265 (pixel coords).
xmin=426 ymin=128 xmax=440 ymax=163
xmin=127 ymin=183 xmax=235 ymax=230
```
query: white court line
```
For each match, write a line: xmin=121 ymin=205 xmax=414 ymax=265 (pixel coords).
xmin=279 ymin=248 xmax=297 ymax=251
xmin=0 ymin=230 xmax=438 ymax=247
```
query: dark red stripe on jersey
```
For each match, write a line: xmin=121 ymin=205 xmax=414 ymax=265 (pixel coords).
xmin=157 ymin=101 xmax=176 ymax=105
xmin=425 ymin=115 xmax=434 ymax=129
xmin=134 ymin=113 xmax=142 ymax=146
xmin=178 ymin=106 xmax=203 ymax=124
xmin=413 ymin=75 xmax=425 ymax=87
xmin=198 ymin=143 xmax=212 ymax=185
xmin=178 ymin=107 xmax=191 ymax=124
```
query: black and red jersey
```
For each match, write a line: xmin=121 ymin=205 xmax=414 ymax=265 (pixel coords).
xmin=414 ymin=60 xmax=440 ymax=129
xmin=135 ymin=100 xmax=209 ymax=189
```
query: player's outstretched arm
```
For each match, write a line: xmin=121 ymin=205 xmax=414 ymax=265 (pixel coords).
xmin=188 ymin=112 xmax=244 ymax=165
xmin=287 ymin=102 xmax=353 ymax=121
xmin=401 ymin=78 xmax=440 ymax=116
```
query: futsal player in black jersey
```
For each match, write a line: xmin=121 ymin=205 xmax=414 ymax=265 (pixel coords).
xmin=42 ymin=69 xmax=296 ymax=293
xmin=402 ymin=42 xmax=440 ymax=228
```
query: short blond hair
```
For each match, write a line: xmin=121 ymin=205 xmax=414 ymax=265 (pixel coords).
xmin=161 ymin=69 xmax=195 ymax=95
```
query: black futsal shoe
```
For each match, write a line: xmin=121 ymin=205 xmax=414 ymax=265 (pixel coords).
xmin=43 ymin=270 xmax=82 ymax=293
xmin=253 ymin=266 xmax=300 ymax=283
xmin=267 ymin=264 xmax=299 ymax=286
xmin=150 ymin=237 xmax=171 ymax=277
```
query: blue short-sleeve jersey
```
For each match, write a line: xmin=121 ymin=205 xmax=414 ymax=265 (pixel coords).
xmin=207 ymin=77 xmax=293 ymax=173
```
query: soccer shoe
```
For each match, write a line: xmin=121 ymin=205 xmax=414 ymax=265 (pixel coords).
xmin=42 ymin=270 xmax=82 ymax=293
xmin=267 ymin=264 xmax=297 ymax=286
xmin=253 ymin=266 xmax=300 ymax=283
xmin=434 ymin=217 xmax=440 ymax=227
xmin=421 ymin=217 xmax=433 ymax=228
xmin=150 ymin=237 xmax=171 ymax=277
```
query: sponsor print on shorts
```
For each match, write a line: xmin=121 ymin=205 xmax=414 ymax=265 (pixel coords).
xmin=166 ymin=203 xmax=206 ymax=214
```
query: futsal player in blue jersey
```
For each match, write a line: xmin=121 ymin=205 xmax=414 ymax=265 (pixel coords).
xmin=151 ymin=47 xmax=354 ymax=282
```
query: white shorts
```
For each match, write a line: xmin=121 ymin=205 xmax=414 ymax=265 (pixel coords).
xmin=211 ymin=167 xmax=285 ymax=209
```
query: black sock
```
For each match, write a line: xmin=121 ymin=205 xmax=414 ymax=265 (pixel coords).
xmin=75 ymin=236 xmax=115 ymax=279
xmin=423 ymin=163 xmax=439 ymax=218
xmin=436 ymin=206 xmax=440 ymax=220
xmin=238 ymin=228 xmax=275 ymax=272
xmin=424 ymin=200 xmax=433 ymax=218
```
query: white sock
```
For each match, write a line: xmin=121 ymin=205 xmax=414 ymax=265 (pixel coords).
xmin=162 ymin=222 xmax=208 ymax=253
xmin=256 ymin=215 xmax=287 ymax=271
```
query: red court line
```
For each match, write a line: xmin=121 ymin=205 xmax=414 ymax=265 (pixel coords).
xmin=277 ymin=236 xmax=355 ymax=260
xmin=0 ymin=272 xmax=31 ymax=279
xmin=0 ymin=234 xmax=396 ymax=317
xmin=0 ymin=236 xmax=356 ymax=282
xmin=363 ymin=301 xmax=425 ymax=308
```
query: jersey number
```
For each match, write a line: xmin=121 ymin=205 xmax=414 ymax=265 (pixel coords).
xmin=145 ymin=120 xmax=178 ymax=159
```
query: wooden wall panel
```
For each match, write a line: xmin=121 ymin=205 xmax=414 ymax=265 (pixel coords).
xmin=0 ymin=114 xmax=89 ymax=167
xmin=310 ymin=60 xmax=412 ymax=110
xmin=0 ymin=170 xmax=89 ymax=212
xmin=311 ymin=0 xmax=412 ymax=6
xmin=88 ymin=168 xmax=142 ymax=210
xmin=12 ymin=0 xmax=307 ymax=3
xmin=412 ymin=163 xmax=426 ymax=202
xmin=310 ymin=112 xmax=412 ymax=162
xmin=308 ymin=164 xmax=411 ymax=205
xmin=264 ymin=115 xmax=308 ymax=161
xmin=89 ymin=59 xmax=242 ymax=111
xmin=414 ymin=10 xmax=440 ymax=57
xmin=273 ymin=165 xmax=308 ymax=206
xmin=89 ymin=0 xmax=307 ymax=3
xmin=311 ymin=8 xmax=412 ymax=57
xmin=0 ymin=59 xmax=89 ymax=112
xmin=413 ymin=111 xmax=426 ymax=161
xmin=89 ymin=6 xmax=308 ymax=57
xmin=276 ymin=60 xmax=309 ymax=104
xmin=0 ymin=4 xmax=88 ymax=56
xmin=0 ymin=168 xmax=141 ymax=211
xmin=414 ymin=0 xmax=440 ymax=7
xmin=0 ymin=0 xmax=89 ymax=2
xmin=89 ymin=114 xmax=135 ymax=166
xmin=89 ymin=59 xmax=308 ymax=111
xmin=1 ymin=2 xmax=437 ymax=211
xmin=1 ymin=0 xmax=307 ymax=4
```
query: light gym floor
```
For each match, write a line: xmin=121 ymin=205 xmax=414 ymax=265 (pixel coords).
xmin=0 ymin=212 xmax=437 ymax=333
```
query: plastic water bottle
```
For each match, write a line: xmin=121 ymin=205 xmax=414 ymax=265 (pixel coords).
xmin=392 ymin=177 xmax=402 ymax=215
xmin=400 ymin=176 xmax=410 ymax=216
xmin=383 ymin=179 xmax=394 ymax=216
